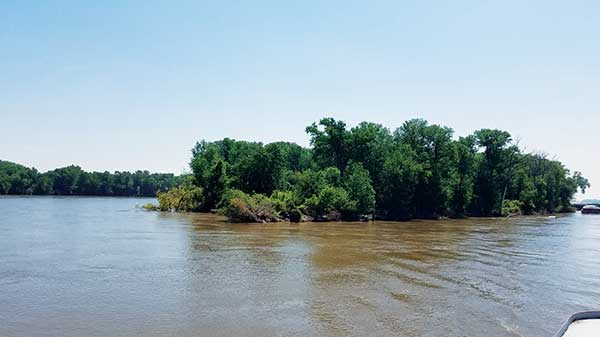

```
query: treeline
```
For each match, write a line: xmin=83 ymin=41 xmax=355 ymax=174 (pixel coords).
xmin=153 ymin=118 xmax=590 ymax=222
xmin=0 ymin=160 xmax=182 ymax=197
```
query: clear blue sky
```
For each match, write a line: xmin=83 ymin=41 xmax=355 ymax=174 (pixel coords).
xmin=1 ymin=1 xmax=599 ymax=198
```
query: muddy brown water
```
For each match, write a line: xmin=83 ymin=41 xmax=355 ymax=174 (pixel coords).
xmin=1 ymin=196 xmax=599 ymax=337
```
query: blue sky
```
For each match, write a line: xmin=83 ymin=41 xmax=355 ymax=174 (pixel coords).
xmin=1 ymin=1 xmax=599 ymax=198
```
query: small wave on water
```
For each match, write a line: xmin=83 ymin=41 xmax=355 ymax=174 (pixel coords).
xmin=2 ymin=197 xmax=600 ymax=337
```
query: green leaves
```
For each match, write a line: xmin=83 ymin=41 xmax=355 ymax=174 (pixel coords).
xmin=380 ymin=145 xmax=422 ymax=219
xmin=306 ymin=118 xmax=351 ymax=170
xmin=4 ymin=117 xmax=586 ymax=222
xmin=345 ymin=162 xmax=375 ymax=216
xmin=305 ymin=186 xmax=356 ymax=220
xmin=155 ymin=184 xmax=204 ymax=212
xmin=0 ymin=160 xmax=182 ymax=197
xmin=219 ymin=189 xmax=279 ymax=223
xmin=185 ymin=117 xmax=589 ymax=221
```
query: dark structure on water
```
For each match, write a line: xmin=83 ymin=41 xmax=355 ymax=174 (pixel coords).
xmin=572 ymin=203 xmax=600 ymax=211
xmin=581 ymin=205 xmax=600 ymax=214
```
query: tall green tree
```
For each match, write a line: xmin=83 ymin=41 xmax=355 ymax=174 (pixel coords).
xmin=471 ymin=129 xmax=521 ymax=216
xmin=395 ymin=119 xmax=455 ymax=218
xmin=347 ymin=122 xmax=393 ymax=208
xmin=380 ymin=144 xmax=422 ymax=220
xmin=306 ymin=118 xmax=350 ymax=171
xmin=344 ymin=162 xmax=376 ymax=216
xmin=449 ymin=136 xmax=477 ymax=217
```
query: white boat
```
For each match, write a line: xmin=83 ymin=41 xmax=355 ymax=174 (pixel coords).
xmin=554 ymin=311 xmax=600 ymax=337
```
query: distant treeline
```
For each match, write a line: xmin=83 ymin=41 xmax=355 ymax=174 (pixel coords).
xmin=0 ymin=161 xmax=183 ymax=197
xmin=151 ymin=117 xmax=590 ymax=222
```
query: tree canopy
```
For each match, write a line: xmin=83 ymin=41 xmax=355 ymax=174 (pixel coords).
xmin=0 ymin=161 xmax=182 ymax=197
xmin=3 ymin=117 xmax=589 ymax=221
xmin=181 ymin=117 xmax=589 ymax=221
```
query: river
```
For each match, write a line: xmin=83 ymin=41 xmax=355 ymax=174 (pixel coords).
xmin=1 ymin=196 xmax=599 ymax=337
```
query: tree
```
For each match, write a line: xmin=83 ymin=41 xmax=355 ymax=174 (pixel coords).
xmin=449 ymin=136 xmax=477 ymax=217
xmin=347 ymin=122 xmax=393 ymax=208
xmin=306 ymin=118 xmax=350 ymax=170
xmin=232 ymin=143 xmax=285 ymax=195
xmin=395 ymin=119 xmax=455 ymax=217
xmin=305 ymin=185 xmax=356 ymax=220
xmin=344 ymin=162 xmax=376 ymax=216
xmin=471 ymin=129 xmax=521 ymax=216
xmin=0 ymin=160 xmax=182 ymax=197
xmin=203 ymin=160 xmax=227 ymax=210
xmin=50 ymin=165 xmax=83 ymax=195
xmin=572 ymin=171 xmax=590 ymax=194
xmin=380 ymin=145 xmax=422 ymax=220
xmin=2 ymin=117 xmax=590 ymax=221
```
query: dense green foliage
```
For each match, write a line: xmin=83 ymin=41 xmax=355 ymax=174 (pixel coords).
xmin=182 ymin=118 xmax=589 ymax=221
xmin=219 ymin=189 xmax=279 ymax=223
xmin=0 ymin=160 xmax=182 ymax=197
xmin=3 ymin=117 xmax=590 ymax=222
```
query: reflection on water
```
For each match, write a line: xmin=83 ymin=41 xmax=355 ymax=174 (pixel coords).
xmin=2 ymin=196 xmax=600 ymax=336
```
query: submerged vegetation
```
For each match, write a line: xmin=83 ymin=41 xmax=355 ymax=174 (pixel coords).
xmin=0 ymin=161 xmax=182 ymax=197
xmin=152 ymin=118 xmax=589 ymax=222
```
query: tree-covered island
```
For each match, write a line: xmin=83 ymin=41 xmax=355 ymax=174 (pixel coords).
xmin=149 ymin=118 xmax=590 ymax=222
xmin=1 ymin=118 xmax=590 ymax=222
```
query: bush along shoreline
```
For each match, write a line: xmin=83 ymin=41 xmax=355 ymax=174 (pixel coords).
xmin=143 ymin=117 xmax=590 ymax=223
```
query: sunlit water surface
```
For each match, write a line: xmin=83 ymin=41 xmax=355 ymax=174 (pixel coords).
xmin=1 ymin=196 xmax=600 ymax=337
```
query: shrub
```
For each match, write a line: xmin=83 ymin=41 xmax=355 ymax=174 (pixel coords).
xmin=305 ymin=186 xmax=358 ymax=220
xmin=501 ymin=199 xmax=522 ymax=216
xmin=220 ymin=189 xmax=279 ymax=223
xmin=270 ymin=190 xmax=304 ymax=222
xmin=142 ymin=203 xmax=158 ymax=211
xmin=155 ymin=184 xmax=204 ymax=212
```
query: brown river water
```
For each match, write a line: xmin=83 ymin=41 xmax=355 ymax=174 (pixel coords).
xmin=1 ymin=196 xmax=599 ymax=337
